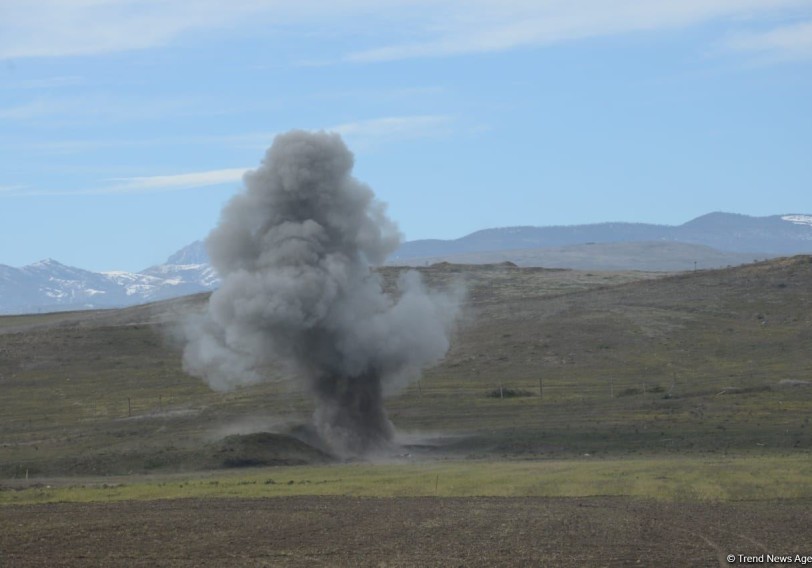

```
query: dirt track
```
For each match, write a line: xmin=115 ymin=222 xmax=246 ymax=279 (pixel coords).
xmin=2 ymin=496 xmax=810 ymax=567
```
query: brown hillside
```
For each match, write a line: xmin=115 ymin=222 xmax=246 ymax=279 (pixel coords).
xmin=1 ymin=258 xmax=811 ymax=475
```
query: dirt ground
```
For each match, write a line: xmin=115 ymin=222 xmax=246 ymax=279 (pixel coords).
xmin=2 ymin=496 xmax=810 ymax=567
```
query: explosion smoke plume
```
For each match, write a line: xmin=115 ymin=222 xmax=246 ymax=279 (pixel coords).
xmin=182 ymin=131 xmax=460 ymax=457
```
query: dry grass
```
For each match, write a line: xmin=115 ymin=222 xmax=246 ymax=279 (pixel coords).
xmin=1 ymin=258 xmax=811 ymax=479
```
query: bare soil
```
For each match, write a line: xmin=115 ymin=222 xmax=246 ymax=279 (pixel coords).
xmin=2 ymin=496 xmax=810 ymax=567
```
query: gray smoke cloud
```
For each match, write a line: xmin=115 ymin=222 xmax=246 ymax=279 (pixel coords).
xmin=182 ymin=130 xmax=460 ymax=457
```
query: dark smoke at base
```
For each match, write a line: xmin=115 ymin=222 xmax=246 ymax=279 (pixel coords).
xmin=313 ymin=371 xmax=393 ymax=456
xmin=182 ymin=130 xmax=460 ymax=458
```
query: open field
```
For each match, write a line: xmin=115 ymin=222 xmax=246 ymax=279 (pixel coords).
xmin=4 ymin=495 xmax=811 ymax=567
xmin=2 ymin=259 xmax=811 ymax=474
xmin=3 ymin=456 xmax=812 ymax=504
xmin=2 ymin=258 xmax=812 ymax=564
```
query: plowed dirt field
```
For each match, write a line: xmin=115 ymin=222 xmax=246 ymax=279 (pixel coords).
xmin=3 ymin=496 xmax=810 ymax=567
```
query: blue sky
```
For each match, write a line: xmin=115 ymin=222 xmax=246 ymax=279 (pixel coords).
xmin=1 ymin=1 xmax=811 ymax=272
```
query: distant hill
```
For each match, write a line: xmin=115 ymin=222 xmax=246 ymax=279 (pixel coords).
xmin=394 ymin=241 xmax=771 ymax=271
xmin=1 ymin=212 xmax=810 ymax=315
xmin=389 ymin=212 xmax=812 ymax=262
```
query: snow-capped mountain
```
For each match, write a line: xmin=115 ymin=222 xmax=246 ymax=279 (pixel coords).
xmin=0 ymin=242 xmax=219 ymax=315
xmin=2 ymin=213 xmax=811 ymax=316
xmin=138 ymin=241 xmax=218 ymax=300
xmin=0 ymin=259 xmax=132 ymax=314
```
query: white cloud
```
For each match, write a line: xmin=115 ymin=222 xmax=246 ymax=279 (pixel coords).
xmin=331 ymin=115 xmax=453 ymax=148
xmin=1 ymin=0 xmax=810 ymax=61
xmin=100 ymin=168 xmax=249 ymax=194
xmin=722 ymin=20 xmax=812 ymax=60
xmin=0 ymin=0 xmax=245 ymax=59
xmin=3 ymin=168 xmax=248 ymax=197
xmin=0 ymin=134 xmax=274 ymax=156
xmin=0 ymin=114 xmax=453 ymax=196
xmin=1 ymin=115 xmax=452 ymax=156
xmin=0 ymin=0 xmax=381 ymax=59
xmin=346 ymin=1 xmax=812 ymax=62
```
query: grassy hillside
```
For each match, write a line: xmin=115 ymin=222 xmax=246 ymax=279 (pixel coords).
xmin=1 ymin=258 xmax=811 ymax=477
xmin=390 ymin=240 xmax=773 ymax=271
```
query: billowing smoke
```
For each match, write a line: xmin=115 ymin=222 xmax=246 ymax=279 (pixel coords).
xmin=182 ymin=130 xmax=460 ymax=457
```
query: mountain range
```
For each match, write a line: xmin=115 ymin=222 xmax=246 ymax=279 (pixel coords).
xmin=1 ymin=212 xmax=811 ymax=315
xmin=0 ymin=242 xmax=216 ymax=315
xmin=390 ymin=212 xmax=812 ymax=260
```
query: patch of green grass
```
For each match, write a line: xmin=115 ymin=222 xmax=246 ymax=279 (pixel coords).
xmin=3 ymin=455 xmax=811 ymax=505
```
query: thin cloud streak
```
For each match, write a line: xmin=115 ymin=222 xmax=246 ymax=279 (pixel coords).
xmin=0 ymin=0 xmax=382 ymax=60
xmin=331 ymin=115 xmax=453 ymax=148
xmin=722 ymin=20 xmax=812 ymax=60
xmin=2 ymin=1 xmax=810 ymax=62
xmin=105 ymin=168 xmax=249 ymax=194
xmin=3 ymin=168 xmax=247 ymax=197
xmin=1 ymin=114 xmax=452 ymax=196
xmin=346 ymin=1 xmax=812 ymax=62
xmin=0 ymin=134 xmax=277 ymax=155
xmin=0 ymin=0 xmax=251 ymax=59
xmin=1 ymin=114 xmax=452 ymax=156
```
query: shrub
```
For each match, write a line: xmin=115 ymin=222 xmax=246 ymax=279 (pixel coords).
xmin=486 ymin=388 xmax=535 ymax=398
